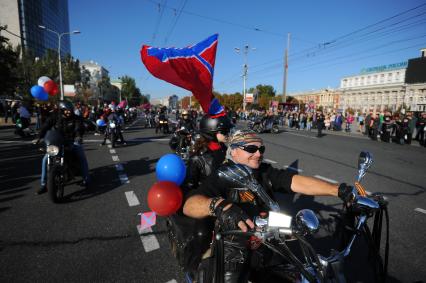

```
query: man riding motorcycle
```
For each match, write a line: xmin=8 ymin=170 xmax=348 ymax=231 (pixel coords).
xmin=100 ymin=105 xmax=126 ymax=146
xmin=35 ymin=101 xmax=90 ymax=194
xmin=178 ymin=110 xmax=196 ymax=132
xmin=183 ymin=130 xmax=355 ymax=282
xmin=168 ymin=114 xmax=233 ymax=278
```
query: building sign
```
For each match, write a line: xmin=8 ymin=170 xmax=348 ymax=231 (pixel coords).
xmin=360 ymin=61 xmax=407 ymax=74
xmin=64 ymin=85 xmax=76 ymax=97
xmin=245 ymin=93 xmax=254 ymax=103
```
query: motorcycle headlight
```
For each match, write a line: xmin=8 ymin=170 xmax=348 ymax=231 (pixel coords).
xmin=46 ymin=145 xmax=59 ymax=156
xmin=110 ymin=122 xmax=116 ymax=128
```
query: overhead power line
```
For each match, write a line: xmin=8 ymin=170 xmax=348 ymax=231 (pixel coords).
xmin=145 ymin=0 xmax=287 ymax=38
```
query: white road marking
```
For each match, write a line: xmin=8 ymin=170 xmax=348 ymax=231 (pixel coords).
xmin=109 ymin=149 xmax=116 ymax=154
xmin=108 ymin=144 xmax=112 ymax=148
xmin=414 ymin=208 xmax=426 ymax=214
xmin=119 ymin=174 xmax=129 ymax=184
xmin=112 ymin=155 xmax=120 ymax=162
xmin=263 ymin=158 xmax=277 ymax=164
xmin=284 ymin=165 xmax=304 ymax=173
xmin=284 ymin=131 xmax=317 ymax=139
xmin=137 ymin=225 xmax=160 ymax=252
xmin=0 ymin=140 xmax=33 ymax=144
xmin=166 ymin=280 xmax=178 ymax=283
xmin=106 ymin=140 xmax=111 ymax=144
xmin=148 ymin=138 xmax=170 ymax=142
xmin=314 ymin=175 xmax=338 ymax=184
xmin=124 ymin=191 xmax=140 ymax=206
xmin=115 ymin=163 xmax=124 ymax=171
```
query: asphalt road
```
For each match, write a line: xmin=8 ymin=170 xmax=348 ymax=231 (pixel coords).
xmin=0 ymin=118 xmax=425 ymax=283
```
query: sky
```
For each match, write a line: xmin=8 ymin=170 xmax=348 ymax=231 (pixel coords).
xmin=69 ymin=0 xmax=426 ymax=99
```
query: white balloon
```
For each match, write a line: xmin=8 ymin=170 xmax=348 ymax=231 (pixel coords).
xmin=37 ymin=76 xmax=52 ymax=87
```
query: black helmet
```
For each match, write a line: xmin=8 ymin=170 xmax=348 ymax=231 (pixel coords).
xmin=58 ymin=100 xmax=74 ymax=112
xmin=199 ymin=114 xmax=233 ymax=140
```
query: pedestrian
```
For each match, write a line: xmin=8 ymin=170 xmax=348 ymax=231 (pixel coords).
xmin=358 ymin=113 xmax=364 ymax=133
xmin=365 ymin=112 xmax=372 ymax=135
xmin=4 ymin=101 xmax=11 ymax=123
xmin=317 ymin=111 xmax=325 ymax=137
xmin=415 ymin=112 xmax=426 ymax=146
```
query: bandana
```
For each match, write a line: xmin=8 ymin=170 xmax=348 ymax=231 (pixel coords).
xmin=228 ymin=130 xmax=263 ymax=148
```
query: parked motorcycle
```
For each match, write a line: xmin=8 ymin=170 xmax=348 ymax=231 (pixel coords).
xmin=248 ymin=117 xmax=280 ymax=134
xmin=43 ymin=129 xmax=82 ymax=203
xmin=199 ymin=152 xmax=389 ymax=283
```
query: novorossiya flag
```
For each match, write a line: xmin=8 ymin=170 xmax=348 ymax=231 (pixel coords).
xmin=140 ymin=34 xmax=223 ymax=115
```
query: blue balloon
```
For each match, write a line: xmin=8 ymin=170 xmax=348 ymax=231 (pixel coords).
xmin=38 ymin=90 xmax=48 ymax=101
xmin=156 ymin=154 xmax=186 ymax=185
xmin=96 ymin=119 xmax=106 ymax=126
xmin=31 ymin=85 xmax=44 ymax=98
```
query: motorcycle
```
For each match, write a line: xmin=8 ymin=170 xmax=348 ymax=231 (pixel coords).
xmin=14 ymin=117 xmax=34 ymax=138
xmin=169 ymin=127 xmax=196 ymax=162
xmin=200 ymin=152 xmax=388 ymax=283
xmin=106 ymin=119 xmax=119 ymax=148
xmin=248 ymin=116 xmax=280 ymax=134
xmin=156 ymin=118 xmax=170 ymax=134
xmin=43 ymin=130 xmax=82 ymax=203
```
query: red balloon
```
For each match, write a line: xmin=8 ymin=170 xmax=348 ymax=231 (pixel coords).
xmin=147 ymin=181 xmax=183 ymax=216
xmin=44 ymin=80 xmax=58 ymax=95
xmin=50 ymin=85 xmax=59 ymax=96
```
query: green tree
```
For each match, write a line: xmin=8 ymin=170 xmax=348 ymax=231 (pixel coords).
xmin=0 ymin=26 xmax=20 ymax=97
xmin=120 ymin=75 xmax=138 ymax=101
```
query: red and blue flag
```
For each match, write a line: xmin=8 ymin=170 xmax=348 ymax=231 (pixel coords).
xmin=140 ymin=34 xmax=223 ymax=115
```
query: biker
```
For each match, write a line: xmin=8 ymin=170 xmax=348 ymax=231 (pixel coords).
xmin=35 ymin=101 xmax=90 ymax=194
xmin=183 ymin=130 xmax=356 ymax=282
xmin=100 ymin=104 xmax=126 ymax=146
xmin=168 ymin=114 xmax=233 ymax=278
xmin=155 ymin=107 xmax=168 ymax=134
xmin=178 ymin=110 xmax=196 ymax=132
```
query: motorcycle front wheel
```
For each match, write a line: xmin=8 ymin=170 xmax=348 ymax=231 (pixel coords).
xmin=253 ymin=124 xmax=262 ymax=133
xmin=48 ymin=166 xmax=64 ymax=203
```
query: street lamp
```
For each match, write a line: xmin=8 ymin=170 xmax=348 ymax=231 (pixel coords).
xmin=235 ymin=45 xmax=255 ymax=111
xmin=38 ymin=25 xmax=81 ymax=100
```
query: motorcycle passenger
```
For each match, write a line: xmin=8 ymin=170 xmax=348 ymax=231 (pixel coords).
xmin=35 ymin=101 xmax=90 ymax=194
xmin=168 ymin=114 xmax=233 ymax=278
xmin=100 ymin=105 xmax=126 ymax=146
xmin=183 ymin=130 xmax=356 ymax=283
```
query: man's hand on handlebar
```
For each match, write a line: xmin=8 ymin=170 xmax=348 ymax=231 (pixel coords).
xmin=214 ymin=200 xmax=255 ymax=232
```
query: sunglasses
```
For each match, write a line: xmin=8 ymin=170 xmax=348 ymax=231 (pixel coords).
xmin=238 ymin=144 xmax=265 ymax=154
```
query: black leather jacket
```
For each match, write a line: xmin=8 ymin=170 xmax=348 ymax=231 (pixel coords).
xmin=39 ymin=113 xmax=84 ymax=143
xmin=182 ymin=143 xmax=227 ymax=195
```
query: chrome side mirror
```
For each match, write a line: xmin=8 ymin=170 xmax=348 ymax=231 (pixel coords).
xmin=295 ymin=209 xmax=319 ymax=235
xmin=357 ymin=151 xmax=373 ymax=182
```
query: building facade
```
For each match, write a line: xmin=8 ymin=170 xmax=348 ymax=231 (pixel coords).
xmin=168 ymin=95 xmax=179 ymax=109
xmin=80 ymin=61 xmax=110 ymax=101
xmin=339 ymin=53 xmax=426 ymax=113
xmin=0 ymin=0 xmax=71 ymax=58
xmin=292 ymin=88 xmax=341 ymax=113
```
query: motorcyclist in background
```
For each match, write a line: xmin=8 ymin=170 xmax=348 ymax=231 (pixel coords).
xmin=35 ymin=101 xmax=90 ymax=194
xmin=183 ymin=130 xmax=356 ymax=283
xmin=168 ymin=114 xmax=233 ymax=279
xmin=155 ymin=107 xmax=169 ymax=134
xmin=178 ymin=110 xmax=196 ymax=132
xmin=100 ymin=104 xmax=126 ymax=146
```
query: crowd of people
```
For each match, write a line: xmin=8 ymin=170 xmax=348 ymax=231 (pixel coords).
xmin=234 ymin=108 xmax=426 ymax=147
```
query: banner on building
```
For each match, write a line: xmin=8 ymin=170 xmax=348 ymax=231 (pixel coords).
xmin=245 ymin=93 xmax=254 ymax=103
xmin=64 ymin=85 xmax=76 ymax=97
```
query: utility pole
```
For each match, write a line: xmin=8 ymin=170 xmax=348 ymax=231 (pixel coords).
xmin=283 ymin=33 xmax=290 ymax=104
xmin=235 ymin=45 xmax=255 ymax=112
